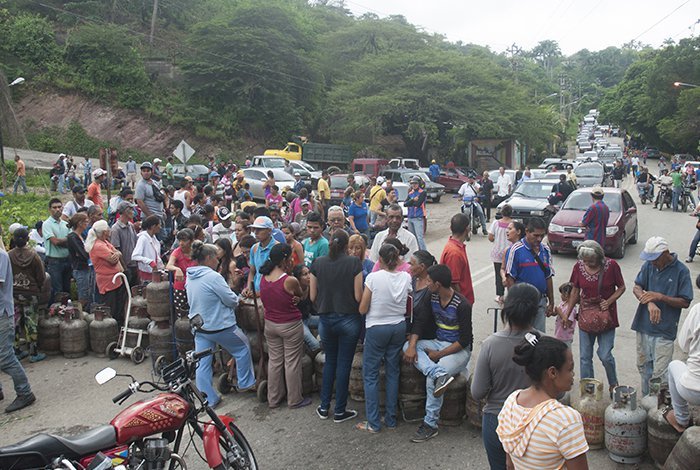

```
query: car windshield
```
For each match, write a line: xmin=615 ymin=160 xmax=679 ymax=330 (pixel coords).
xmin=330 ymin=176 xmax=352 ymax=189
xmin=406 ymin=172 xmax=429 ymax=182
xmin=294 ymin=161 xmax=315 ymax=171
xmin=263 ymin=159 xmax=285 ymax=168
xmin=562 ymin=192 xmax=621 ymax=212
xmin=512 ymin=182 xmax=553 ymax=199
xmin=575 ymin=165 xmax=603 ymax=178
xmin=174 ymin=165 xmax=208 ymax=174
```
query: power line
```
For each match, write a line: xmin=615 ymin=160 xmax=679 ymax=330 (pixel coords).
xmin=631 ymin=0 xmax=693 ymax=42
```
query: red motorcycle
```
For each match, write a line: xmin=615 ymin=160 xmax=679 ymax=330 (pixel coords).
xmin=0 ymin=349 xmax=257 ymax=470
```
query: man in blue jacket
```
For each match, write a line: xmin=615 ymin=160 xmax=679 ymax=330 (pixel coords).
xmin=405 ymin=176 xmax=427 ymax=250
xmin=429 ymin=160 xmax=441 ymax=182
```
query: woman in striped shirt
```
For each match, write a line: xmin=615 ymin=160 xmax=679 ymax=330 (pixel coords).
xmin=497 ymin=333 xmax=589 ymax=470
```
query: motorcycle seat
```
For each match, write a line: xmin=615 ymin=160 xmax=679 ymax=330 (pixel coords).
xmin=0 ymin=425 xmax=116 ymax=467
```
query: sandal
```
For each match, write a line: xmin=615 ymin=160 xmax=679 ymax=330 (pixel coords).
xmin=662 ymin=406 xmax=688 ymax=434
xmin=355 ymin=421 xmax=380 ymax=433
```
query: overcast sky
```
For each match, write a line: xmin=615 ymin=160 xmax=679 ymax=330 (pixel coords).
xmin=344 ymin=0 xmax=699 ymax=55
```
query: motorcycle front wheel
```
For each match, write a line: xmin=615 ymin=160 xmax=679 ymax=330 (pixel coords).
xmin=215 ymin=423 xmax=258 ymax=470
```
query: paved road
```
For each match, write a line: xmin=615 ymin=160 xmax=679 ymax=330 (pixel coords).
xmin=1 ymin=141 xmax=694 ymax=469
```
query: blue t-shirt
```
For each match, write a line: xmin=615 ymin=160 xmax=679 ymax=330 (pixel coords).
xmin=348 ymin=202 xmax=369 ymax=231
xmin=361 ymin=258 xmax=375 ymax=280
xmin=631 ymin=255 xmax=693 ymax=341
xmin=504 ymin=238 xmax=554 ymax=294
xmin=250 ymin=238 xmax=278 ymax=292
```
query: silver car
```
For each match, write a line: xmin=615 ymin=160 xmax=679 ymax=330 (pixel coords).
xmin=242 ymin=167 xmax=296 ymax=201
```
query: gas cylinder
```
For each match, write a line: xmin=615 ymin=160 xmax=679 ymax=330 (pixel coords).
xmin=575 ymin=378 xmax=606 ymax=449
xmin=349 ymin=350 xmax=365 ymax=401
xmin=59 ymin=309 xmax=88 ymax=358
xmin=301 ymin=354 xmax=314 ymax=395
xmin=439 ymin=374 xmax=467 ymax=426
xmin=127 ymin=310 xmax=151 ymax=349
xmin=145 ymin=274 xmax=171 ymax=323
xmin=247 ymin=330 xmax=268 ymax=363
xmin=38 ymin=314 xmax=61 ymax=355
xmin=148 ymin=322 xmax=175 ymax=363
xmin=605 ymin=385 xmax=647 ymax=464
xmin=399 ymin=355 xmax=426 ymax=422
xmin=89 ymin=309 xmax=118 ymax=357
xmin=236 ymin=299 xmax=263 ymax=332
xmin=38 ymin=273 xmax=51 ymax=308
xmin=664 ymin=426 xmax=700 ymax=470
xmin=648 ymin=387 xmax=681 ymax=468
xmin=130 ymin=286 xmax=149 ymax=319
xmin=641 ymin=377 xmax=663 ymax=412
xmin=174 ymin=314 xmax=194 ymax=358
xmin=466 ymin=374 xmax=486 ymax=429
xmin=314 ymin=351 xmax=326 ymax=392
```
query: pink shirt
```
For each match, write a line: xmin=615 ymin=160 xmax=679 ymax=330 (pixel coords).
xmin=554 ymin=300 xmax=578 ymax=342
xmin=371 ymin=260 xmax=411 ymax=274
xmin=171 ymin=247 xmax=198 ymax=290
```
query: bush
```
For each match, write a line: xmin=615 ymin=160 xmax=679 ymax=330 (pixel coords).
xmin=0 ymin=194 xmax=52 ymax=247
xmin=0 ymin=13 xmax=61 ymax=74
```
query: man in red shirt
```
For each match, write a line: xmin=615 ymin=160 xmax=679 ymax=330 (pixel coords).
xmin=88 ymin=168 xmax=106 ymax=209
xmin=439 ymin=213 xmax=475 ymax=305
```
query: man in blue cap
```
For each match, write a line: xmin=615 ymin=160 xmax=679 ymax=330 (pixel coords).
xmin=632 ymin=236 xmax=693 ymax=396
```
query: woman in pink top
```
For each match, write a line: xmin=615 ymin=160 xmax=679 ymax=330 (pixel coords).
xmin=166 ymin=228 xmax=198 ymax=314
xmin=370 ymin=238 xmax=410 ymax=274
xmin=259 ymin=243 xmax=311 ymax=409
xmin=86 ymin=220 xmax=126 ymax=325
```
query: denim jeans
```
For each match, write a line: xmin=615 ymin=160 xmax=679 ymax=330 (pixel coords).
xmin=369 ymin=211 xmax=378 ymax=227
xmin=58 ymin=174 xmax=66 ymax=194
xmin=302 ymin=315 xmax=320 ymax=352
xmin=318 ymin=313 xmax=361 ymax=415
xmin=482 ymin=412 xmax=506 ymax=470
xmin=688 ymin=229 xmax=700 ymax=260
xmin=0 ymin=314 xmax=32 ymax=397
xmin=668 ymin=360 xmax=700 ymax=426
xmin=45 ymin=257 xmax=72 ymax=304
xmin=13 ymin=176 xmax=27 ymax=194
xmin=534 ymin=296 xmax=547 ymax=333
xmin=407 ymin=217 xmax=427 ymax=251
xmin=404 ymin=338 xmax=471 ymax=428
xmin=636 ymin=332 xmax=675 ymax=396
xmin=194 ymin=326 xmax=255 ymax=407
xmin=579 ymin=328 xmax=618 ymax=387
xmin=84 ymin=173 xmax=92 ymax=187
xmin=73 ymin=268 xmax=94 ymax=312
xmin=672 ymin=186 xmax=682 ymax=211
xmin=363 ymin=321 xmax=405 ymax=430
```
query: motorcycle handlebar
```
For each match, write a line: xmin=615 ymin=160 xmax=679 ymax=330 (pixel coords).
xmin=112 ymin=388 xmax=133 ymax=404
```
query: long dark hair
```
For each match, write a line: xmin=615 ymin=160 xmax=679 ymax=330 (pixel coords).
xmin=329 ymin=230 xmax=349 ymax=260
xmin=379 ymin=244 xmax=400 ymax=270
xmin=214 ymin=238 xmax=234 ymax=282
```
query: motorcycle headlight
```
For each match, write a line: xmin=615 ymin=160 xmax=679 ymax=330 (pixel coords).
xmin=606 ymin=226 xmax=619 ymax=236
xmin=548 ymin=223 xmax=564 ymax=233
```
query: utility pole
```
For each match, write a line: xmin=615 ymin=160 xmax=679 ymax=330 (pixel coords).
xmin=149 ymin=0 xmax=159 ymax=46
xmin=506 ymin=43 xmax=522 ymax=84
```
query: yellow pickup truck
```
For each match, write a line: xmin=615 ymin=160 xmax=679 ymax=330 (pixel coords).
xmin=264 ymin=142 xmax=302 ymax=161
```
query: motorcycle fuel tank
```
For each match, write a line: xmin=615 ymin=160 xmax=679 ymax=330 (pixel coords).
xmin=111 ymin=393 xmax=190 ymax=445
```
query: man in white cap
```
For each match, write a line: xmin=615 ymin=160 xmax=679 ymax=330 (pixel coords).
xmin=87 ymin=168 xmax=106 ymax=209
xmin=244 ymin=216 xmax=278 ymax=296
xmin=212 ymin=207 xmax=235 ymax=242
xmin=632 ymin=236 xmax=693 ymax=396
xmin=368 ymin=176 xmax=386 ymax=228
xmin=135 ymin=162 xmax=164 ymax=220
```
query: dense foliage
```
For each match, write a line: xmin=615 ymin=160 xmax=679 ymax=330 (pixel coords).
xmin=3 ymin=0 xmax=691 ymax=161
xmin=600 ymin=37 xmax=700 ymax=153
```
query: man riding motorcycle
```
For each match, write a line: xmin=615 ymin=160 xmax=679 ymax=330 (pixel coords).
xmin=655 ymin=169 xmax=673 ymax=209
xmin=636 ymin=167 xmax=655 ymax=203
xmin=457 ymin=175 xmax=488 ymax=235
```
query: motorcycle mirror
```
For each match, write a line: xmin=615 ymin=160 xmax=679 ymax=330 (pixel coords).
xmin=95 ymin=367 xmax=117 ymax=385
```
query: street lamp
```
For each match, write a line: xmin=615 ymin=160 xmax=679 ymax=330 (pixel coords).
xmin=0 ymin=76 xmax=26 ymax=192
xmin=673 ymin=81 xmax=699 ymax=88
xmin=536 ymin=92 xmax=558 ymax=104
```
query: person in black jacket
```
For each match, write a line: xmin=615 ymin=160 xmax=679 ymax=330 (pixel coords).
xmin=402 ymin=264 xmax=472 ymax=443
xmin=66 ymin=212 xmax=93 ymax=312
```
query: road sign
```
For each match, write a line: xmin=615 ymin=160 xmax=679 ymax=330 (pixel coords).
xmin=172 ymin=140 xmax=195 ymax=164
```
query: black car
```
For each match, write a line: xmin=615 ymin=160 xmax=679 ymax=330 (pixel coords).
xmin=495 ymin=179 xmax=559 ymax=224
xmin=171 ymin=164 xmax=210 ymax=188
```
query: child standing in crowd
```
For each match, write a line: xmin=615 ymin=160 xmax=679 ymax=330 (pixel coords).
xmin=554 ymin=282 xmax=578 ymax=347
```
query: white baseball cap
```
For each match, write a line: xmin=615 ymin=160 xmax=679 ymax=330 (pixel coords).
xmin=8 ymin=223 xmax=27 ymax=235
xmin=640 ymin=236 xmax=669 ymax=261
xmin=92 ymin=168 xmax=106 ymax=178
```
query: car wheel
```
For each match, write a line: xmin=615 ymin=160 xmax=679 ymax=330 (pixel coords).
xmin=613 ymin=232 xmax=626 ymax=259
xmin=432 ymin=196 xmax=441 ymax=203
xmin=630 ymin=223 xmax=638 ymax=245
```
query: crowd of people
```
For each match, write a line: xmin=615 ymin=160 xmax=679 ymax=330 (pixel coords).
xmin=1 ymin=152 xmax=700 ymax=470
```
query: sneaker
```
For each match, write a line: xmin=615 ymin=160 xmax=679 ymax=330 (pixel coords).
xmin=5 ymin=392 xmax=36 ymax=413
xmin=686 ymin=257 xmax=693 ymax=263
xmin=433 ymin=374 xmax=454 ymax=397
xmin=29 ymin=353 xmax=46 ymax=363
xmin=411 ymin=422 xmax=438 ymax=442
xmin=316 ymin=406 xmax=329 ymax=420
xmin=333 ymin=409 xmax=358 ymax=423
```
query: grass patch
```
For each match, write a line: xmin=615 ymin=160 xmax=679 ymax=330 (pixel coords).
xmin=0 ymin=194 xmax=52 ymax=246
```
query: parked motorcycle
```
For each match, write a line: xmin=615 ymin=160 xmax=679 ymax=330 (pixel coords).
xmin=0 ymin=349 xmax=257 ymax=470
xmin=637 ymin=182 xmax=653 ymax=204
xmin=655 ymin=183 xmax=672 ymax=210
xmin=459 ymin=195 xmax=484 ymax=239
